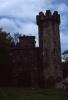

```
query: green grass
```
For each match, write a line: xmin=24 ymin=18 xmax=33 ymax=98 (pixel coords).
xmin=0 ymin=88 xmax=68 ymax=100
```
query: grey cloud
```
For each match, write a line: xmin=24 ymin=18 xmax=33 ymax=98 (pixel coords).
xmin=0 ymin=0 xmax=67 ymax=51
xmin=0 ymin=18 xmax=19 ymax=34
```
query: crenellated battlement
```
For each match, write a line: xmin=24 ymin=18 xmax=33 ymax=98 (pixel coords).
xmin=36 ymin=10 xmax=60 ymax=25
xmin=36 ymin=12 xmax=45 ymax=25
xmin=52 ymin=11 xmax=60 ymax=24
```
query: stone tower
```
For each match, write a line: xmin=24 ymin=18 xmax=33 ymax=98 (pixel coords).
xmin=36 ymin=10 xmax=62 ymax=87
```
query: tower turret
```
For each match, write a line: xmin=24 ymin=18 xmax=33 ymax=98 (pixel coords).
xmin=36 ymin=10 xmax=62 ymax=87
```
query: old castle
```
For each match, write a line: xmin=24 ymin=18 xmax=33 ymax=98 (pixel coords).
xmin=0 ymin=10 xmax=63 ymax=88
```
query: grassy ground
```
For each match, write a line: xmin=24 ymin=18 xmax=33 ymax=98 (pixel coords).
xmin=0 ymin=88 xmax=68 ymax=100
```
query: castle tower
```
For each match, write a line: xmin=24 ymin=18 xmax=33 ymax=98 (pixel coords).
xmin=36 ymin=10 xmax=62 ymax=87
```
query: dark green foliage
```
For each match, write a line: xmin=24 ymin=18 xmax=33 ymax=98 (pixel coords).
xmin=0 ymin=29 xmax=13 ymax=86
xmin=0 ymin=29 xmax=13 ymax=48
xmin=63 ymin=50 xmax=68 ymax=54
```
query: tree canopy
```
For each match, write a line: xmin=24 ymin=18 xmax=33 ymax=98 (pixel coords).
xmin=62 ymin=50 xmax=68 ymax=55
xmin=62 ymin=50 xmax=68 ymax=62
xmin=0 ymin=28 xmax=13 ymax=48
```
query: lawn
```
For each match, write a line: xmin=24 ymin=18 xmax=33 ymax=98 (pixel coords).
xmin=0 ymin=88 xmax=68 ymax=100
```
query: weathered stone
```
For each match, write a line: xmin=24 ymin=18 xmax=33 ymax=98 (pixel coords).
xmin=0 ymin=10 xmax=63 ymax=88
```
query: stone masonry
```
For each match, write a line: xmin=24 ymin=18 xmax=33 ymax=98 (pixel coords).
xmin=0 ymin=10 xmax=62 ymax=88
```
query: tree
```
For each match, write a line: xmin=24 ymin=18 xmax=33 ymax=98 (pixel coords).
xmin=0 ymin=29 xmax=13 ymax=85
xmin=0 ymin=28 xmax=13 ymax=48
xmin=13 ymin=33 xmax=21 ymax=45
xmin=62 ymin=50 xmax=68 ymax=62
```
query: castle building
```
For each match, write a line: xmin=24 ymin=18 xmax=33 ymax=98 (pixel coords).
xmin=0 ymin=10 xmax=62 ymax=88
xmin=36 ymin=10 xmax=62 ymax=87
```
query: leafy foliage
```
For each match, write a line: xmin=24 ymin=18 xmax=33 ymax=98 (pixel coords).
xmin=62 ymin=50 xmax=68 ymax=62
xmin=62 ymin=50 xmax=68 ymax=55
xmin=0 ymin=28 xmax=13 ymax=48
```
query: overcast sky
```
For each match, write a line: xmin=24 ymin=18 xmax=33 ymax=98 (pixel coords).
xmin=0 ymin=0 xmax=68 ymax=52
